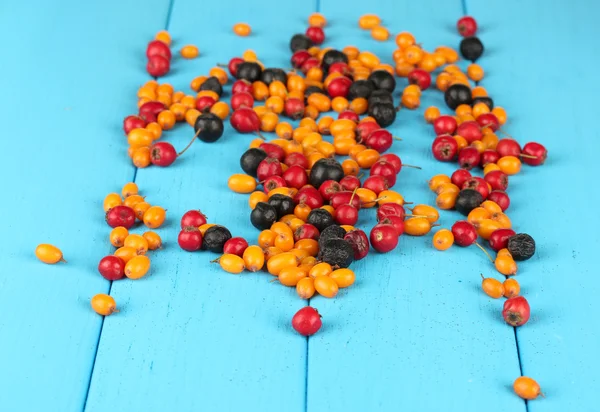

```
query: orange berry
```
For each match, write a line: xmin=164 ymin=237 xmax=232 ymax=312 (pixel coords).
xmin=233 ymin=23 xmax=251 ymax=36
xmin=180 ymin=45 xmax=199 ymax=59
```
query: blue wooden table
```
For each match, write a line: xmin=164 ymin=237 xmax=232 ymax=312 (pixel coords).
xmin=1 ymin=0 xmax=598 ymax=411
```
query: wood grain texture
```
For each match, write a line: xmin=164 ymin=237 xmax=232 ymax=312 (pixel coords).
xmin=84 ymin=1 xmax=315 ymax=411
xmin=468 ymin=0 xmax=600 ymax=410
xmin=306 ymin=1 xmax=526 ymax=411
xmin=0 ymin=1 xmax=169 ymax=411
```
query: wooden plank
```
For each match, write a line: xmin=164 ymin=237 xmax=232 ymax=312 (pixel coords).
xmin=84 ymin=1 xmax=315 ymax=411
xmin=467 ymin=0 xmax=600 ymax=410
xmin=0 ymin=1 xmax=169 ymax=411
xmin=306 ymin=2 xmax=526 ymax=411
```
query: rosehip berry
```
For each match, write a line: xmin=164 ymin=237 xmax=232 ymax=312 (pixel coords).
xmin=451 ymin=220 xmax=478 ymax=247
xmin=284 ymin=98 xmax=305 ymax=120
xmin=259 ymin=143 xmax=286 ymax=162
xmin=147 ymin=55 xmax=170 ymax=77
xmin=379 ymin=216 xmax=404 ymax=236
xmin=521 ymin=142 xmax=547 ymax=166
xmin=319 ymin=180 xmax=343 ymax=201
xmin=339 ymin=175 xmax=361 ymax=191
xmin=327 ymin=76 xmax=352 ymax=98
xmin=335 ymin=204 xmax=359 ymax=226
xmin=150 ymin=142 xmax=178 ymax=167
xmin=356 ymin=121 xmax=380 ymax=141
xmin=329 ymin=191 xmax=361 ymax=210
xmin=481 ymin=150 xmax=500 ymax=166
xmin=146 ymin=40 xmax=172 ymax=60
xmin=502 ymin=296 xmax=530 ymax=327
xmin=379 ymin=153 xmax=401 ymax=173
xmin=195 ymin=96 xmax=216 ymax=112
xmin=433 ymin=115 xmax=457 ymax=135
xmin=181 ymin=210 xmax=207 ymax=228
xmin=376 ymin=203 xmax=405 ymax=222
xmin=232 ymin=79 xmax=253 ymax=95
xmin=488 ymin=190 xmax=510 ymax=211
xmin=344 ymin=229 xmax=369 ymax=260
xmin=263 ymin=176 xmax=287 ymax=193
xmin=458 ymin=147 xmax=481 ymax=170
xmin=407 ymin=68 xmax=431 ymax=90
xmin=139 ymin=101 xmax=165 ymax=123
xmin=123 ymin=115 xmax=146 ymax=135
xmin=370 ymin=224 xmax=399 ymax=253
xmin=456 ymin=121 xmax=482 ymax=144
xmin=284 ymin=152 xmax=309 ymax=169
xmin=230 ymin=107 xmax=260 ymax=133
xmin=496 ymin=139 xmax=522 ymax=157
xmin=283 ymin=165 xmax=308 ymax=189
xmin=227 ymin=57 xmax=244 ymax=77
xmin=451 ymin=169 xmax=472 ymax=188
xmin=477 ymin=113 xmax=500 ymax=131
xmin=432 ymin=135 xmax=459 ymax=161
xmin=489 ymin=228 xmax=516 ymax=252
xmin=231 ymin=92 xmax=254 ymax=110
xmin=292 ymin=306 xmax=322 ymax=336
xmin=256 ymin=158 xmax=283 ymax=181
xmin=363 ymin=175 xmax=388 ymax=195
xmin=294 ymin=187 xmax=324 ymax=209
xmin=98 ymin=256 xmax=126 ymax=281
xmin=106 ymin=205 xmax=136 ymax=229
xmin=305 ymin=26 xmax=325 ymax=45
xmin=370 ymin=161 xmax=397 ymax=187
xmin=364 ymin=129 xmax=393 ymax=153
xmin=291 ymin=50 xmax=311 ymax=69
xmin=462 ymin=177 xmax=489 ymax=199
xmin=223 ymin=237 xmax=249 ymax=257
xmin=484 ymin=170 xmax=509 ymax=191
xmin=457 ymin=16 xmax=477 ymax=37
xmin=178 ymin=227 xmax=203 ymax=251
xmin=294 ymin=224 xmax=320 ymax=242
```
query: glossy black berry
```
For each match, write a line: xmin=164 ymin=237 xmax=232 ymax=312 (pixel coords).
xmin=368 ymin=89 xmax=394 ymax=106
xmin=460 ymin=36 xmax=484 ymax=61
xmin=319 ymin=238 xmax=354 ymax=268
xmin=507 ymin=234 xmax=536 ymax=261
xmin=455 ymin=189 xmax=483 ymax=216
xmin=319 ymin=225 xmax=347 ymax=246
xmin=267 ymin=194 xmax=295 ymax=219
xmin=261 ymin=68 xmax=288 ymax=85
xmin=348 ymin=80 xmax=375 ymax=100
xmin=473 ymin=96 xmax=494 ymax=110
xmin=309 ymin=158 xmax=344 ymax=189
xmin=202 ymin=225 xmax=232 ymax=253
xmin=199 ymin=76 xmax=223 ymax=97
xmin=321 ymin=49 xmax=348 ymax=73
xmin=290 ymin=34 xmax=313 ymax=53
xmin=368 ymin=70 xmax=396 ymax=93
xmin=194 ymin=113 xmax=224 ymax=143
xmin=250 ymin=202 xmax=278 ymax=231
xmin=368 ymin=102 xmax=396 ymax=127
xmin=235 ymin=62 xmax=262 ymax=82
xmin=240 ymin=148 xmax=268 ymax=177
xmin=445 ymin=84 xmax=473 ymax=110
xmin=306 ymin=209 xmax=335 ymax=232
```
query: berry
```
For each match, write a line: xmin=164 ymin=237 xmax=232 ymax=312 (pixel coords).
xmin=460 ymin=36 xmax=484 ymax=61
xmin=319 ymin=238 xmax=354 ymax=268
xmin=98 ymin=256 xmax=125 ymax=281
xmin=292 ymin=307 xmax=322 ymax=336
xmin=451 ymin=220 xmax=477 ymax=247
xmin=106 ymin=205 xmax=136 ymax=229
xmin=432 ymin=135 xmax=459 ymax=161
xmin=503 ymin=296 xmax=530 ymax=327
xmin=368 ymin=103 xmax=396 ymax=127
xmin=150 ymin=142 xmax=177 ymax=167
xmin=521 ymin=142 xmax=547 ymax=166
xmin=488 ymin=190 xmax=510 ymax=211
xmin=455 ymin=189 xmax=483 ymax=216
xmin=178 ymin=227 xmax=203 ymax=251
xmin=147 ymin=55 xmax=170 ymax=77
xmin=344 ymin=229 xmax=369 ymax=260
xmin=457 ymin=16 xmax=478 ymax=37
xmin=181 ymin=210 xmax=207 ymax=228
xmin=202 ymin=225 xmax=232 ymax=253
xmin=369 ymin=224 xmax=398 ymax=253
xmin=451 ymin=169 xmax=472 ymax=188
xmin=289 ymin=33 xmax=313 ymax=52
xmin=458 ymin=147 xmax=481 ymax=170
xmin=444 ymin=84 xmax=472 ymax=110
xmin=251 ymin=202 xmax=278 ymax=230
xmin=256 ymin=158 xmax=283 ymax=181
xmin=230 ymin=107 xmax=260 ymax=133
xmin=489 ymin=229 xmax=516 ymax=252
xmin=146 ymin=40 xmax=171 ymax=60
xmin=433 ymin=115 xmax=457 ymax=135
xmin=309 ymin=158 xmax=344 ymax=189
xmin=484 ymin=170 xmax=509 ymax=191
xmin=305 ymin=26 xmax=325 ymax=45
xmin=223 ymin=237 xmax=249 ymax=257
xmin=507 ymin=234 xmax=536 ymax=261
xmin=408 ymin=69 xmax=431 ymax=90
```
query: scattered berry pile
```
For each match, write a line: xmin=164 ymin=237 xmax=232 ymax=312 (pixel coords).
xmin=35 ymin=13 xmax=547 ymax=401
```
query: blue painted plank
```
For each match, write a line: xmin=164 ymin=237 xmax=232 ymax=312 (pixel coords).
xmin=467 ymin=0 xmax=600 ymax=410
xmin=0 ymin=1 xmax=168 ymax=411
xmin=84 ymin=1 xmax=315 ymax=411
xmin=307 ymin=2 xmax=526 ymax=411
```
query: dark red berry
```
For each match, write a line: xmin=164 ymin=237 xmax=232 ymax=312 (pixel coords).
xmin=284 ymin=98 xmax=305 ymax=120
xmin=106 ymin=205 xmax=136 ymax=229
xmin=292 ymin=307 xmax=322 ymax=336
xmin=305 ymin=26 xmax=325 ymax=45
xmin=195 ymin=96 xmax=216 ymax=112
xmin=263 ymin=176 xmax=287 ymax=193
xmin=146 ymin=40 xmax=171 ymax=60
xmin=284 ymin=152 xmax=309 ymax=169
xmin=294 ymin=187 xmax=324 ymax=209
xmin=147 ymin=55 xmax=170 ymax=77
xmin=291 ymin=50 xmax=311 ymax=69
xmin=282 ymin=165 xmax=308 ymax=189
xmin=227 ymin=57 xmax=244 ymax=76
xmin=451 ymin=169 xmax=472 ymax=188
xmin=433 ymin=115 xmax=457 ymax=135
xmin=123 ymin=115 xmax=146 ymax=135
xmin=139 ymin=101 xmax=165 ymax=123
xmin=178 ymin=227 xmax=203 ymax=251
xmin=451 ymin=220 xmax=477 ymax=247
xmin=477 ymin=113 xmax=500 ymax=131
xmin=370 ymin=161 xmax=397 ymax=187
xmin=260 ymin=143 xmax=286 ymax=162
xmin=407 ymin=68 xmax=431 ymax=90
xmin=230 ymin=107 xmax=260 ymax=133
xmin=364 ymin=129 xmax=393 ymax=153
xmin=369 ymin=224 xmax=398 ymax=253
xmin=376 ymin=203 xmax=405 ymax=222
xmin=496 ymin=139 xmax=522 ymax=157
xmin=294 ymin=223 xmax=320 ymax=242
xmin=481 ymin=150 xmax=500 ymax=166
xmin=98 ymin=255 xmax=125 ymax=281
xmin=328 ymin=62 xmax=351 ymax=76
xmin=318 ymin=180 xmax=343 ymax=201
xmin=362 ymin=175 xmax=388 ymax=195
xmin=223 ymin=237 xmax=249 ymax=257
xmin=232 ymin=79 xmax=253 ymax=95
xmin=502 ymin=296 xmax=530 ymax=327
xmin=462 ymin=177 xmax=489 ymax=199
xmin=330 ymin=191 xmax=361 ymax=210
xmin=338 ymin=110 xmax=359 ymax=123
xmin=327 ymin=76 xmax=352 ymax=98
xmin=181 ymin=210 xmax=207 ymax=229
xmin=456 ymin=121 xmax=482 ymax=144
xmin=335 ymin=204 xmax=358 ymax=226
xmin=521 ymin=142 xmax=547 ymax=166
xmin=256 ymin=158 xmax=283 ymax=181
xmin=300 ymin=58 xmax=320 ymax=74
xmin=458 ymin=147 xmax=481 ymax=170
xmin=484 ymin=170 xmax=509 ymax=191
xmin=150 ymin=142 xmax=177 ymax=167
xmin=380 ymin=216 xmax=404 ymax=236
xmin=457 ymin=16 xmax=478 ymax=37
xmin=489 ymin=228 xmax=516 ymax=252
xmin=339 ymin=175 xmax=361 ymax=191
xmin=487 ymin=190 xmax=510 ymax=211
xmin=231 ymin=92 xmax=254 ymax=110
xmin=432 ymin=135 xmax=459 ymax=161
xmin=344 ymin=229 xmax=370 ymax=260
xmin=356 ymin=121 xmax=380 ymax=141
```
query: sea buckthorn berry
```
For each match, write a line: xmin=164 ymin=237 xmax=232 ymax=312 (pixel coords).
xmin=91 ymin=294 xmax=117 ymax=316
xmin=157 ymin=110 xmax=176 ymax=130
xmin=513 ymin=377 xmax=542 ymax=400
xmin=109 ymin=226 xmax=129 ymax=248
xmin=296 ymin=277 xmax=316 ymax=299
xmin=433 ymin=229 xmax=454 ymax=250
xmin=180 ymin=45 xmax=199 ymax=59
xmin=309 ymin=262 xmax=332 ymax=279
xmin=114 ymin=246 xmax=137 ymax=264
xmin=477 ymin=219 xmax=502 ymax=240
xmin=125 ymin=255 xmax=151 ymax=279
xmin=275 ymin=122 xmax=293 ymax=140
xmin=314 ymin=275 xmax=339 ymax=298
xmin=424 ymin=106 xmax=441 ymax=123
xmin=123 ymin=194 xmax=145 ymax=209
xmin=492 ymin=107 xmax=507 ymax=124
xmin=132 ymin=147 xmax=151 ymax=168
xmin=359 ymin=14 xmax=381 ymax=30
xmin=233 ymin=23 xmax=251 ymax=36
xmin=191 ymin=75 xmax=206 ymax=91
xmin=104 ymin=193 xmax=123 ymax=212
xmin=128 ymin=128 xmax=153 ymax=147
xmin=405 ymin=45 xmax=424 ymax=64
xmin=228 ymin=174 xmax=257 ymax=193
xmin=481 ymin=200 xmax=503 ymax=214
xmin=342 ymin=159 xmax=360 ymax=176
xmin=35 ymin=244 xmax=65 ymax=264
xmin=467 ymin=63 xmax=484 ymax=81
xmin=258 ymin=230 xmax=277 ymax=248
xmin=503 ymin=278 xmax=520 ymax=298
xmin=428 ymin=174 xmax=451 ymax=191
xmin=242 ymin=245 xmax=264 ymax=272
xmin=497 ymin=156 xmax=522 ymax=175
xmin=155 ymin=30 xmax=171 ymax=45
xmin=404 ymin=217 xmax=433 ymax=236
xmin=395 ymin=32 xmax=415 ymax=48
xmin=124 ymin=234 xmax=149 ymax=255
xmin=436 ymin=192 xmax=458 ymax=210
xmin=278 ymin=266 xmax=308 ymax=286
xmin=218 ymin=254 xmax=245 ymax=274
xmin=410 ymin=205 xmax=439 ymax=223
xmin=481 ymin=274 xmax=504 ymax=299
xmin=330 ymin=268 xmax=356 ymax=288
xmin=267 ymin=252 xmax=298 ymax=276
xmin=143 ymin=231 xmax=162 ymax=250
xmin=143 ymin=206 xmax=166 ymax=229
xmin=371 ymin=26 xmax=390 ymax=41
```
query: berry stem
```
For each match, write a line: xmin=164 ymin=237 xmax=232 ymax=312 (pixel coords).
xmin=178 ymin=129 xmax=202 ymax=156
xmin=402 ymin=164 xmax=421 ymax=169
xmin=519 ymin=153 xmax=538 ymax=159
xmin=210 ymin=257 xmax=221 ymax=263
xmin=393 ymin=136 xmax=403 ymax=141
xmin=348 ymin=188 xmax=358 ymax=205
xmin=60 ymin=258 xmax=67 ymax=263
xmin=474 ymin=241 xmax=494 ymax=263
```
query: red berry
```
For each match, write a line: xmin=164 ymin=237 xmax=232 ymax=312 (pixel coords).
xmin=223 ymin=237 xmax=249 ymax=257
xmin=230 ymin=108 xmax=260 ymax=133
xmin=484 ymin=170 xmax=509 ymax=191
xmin=330 ymin=191 xmax=361 ymax=210
xmin=151 ymin=142 xmax=177 ymax=167
xmin=178 ymin=227 xmax=203 ymax=252
xmin=380 ymin=216 xmax=404 ymax=236
xmin=284 ymin=152 xmax=309 ymax=169
xmin=370 ymin=161 xmax=397 ymax=187
xmin=146 ymin=40 xmax=171 ymax=60
xmin=263 ymin=175 xmax=287 ymax=193
xmin=456 ymin=121 xmax=482 ymax=144
xmin=106 ymin=205 xmax=136 ymax=229
xmin=496 ymin=139 xmax=522 ymax=157
xmin=292 ymin=307 xmax=322 ymax=336
xmin=305 ymin=26 xmax=325 ymax=45
xmin=451 ymin=220 xmax=477 ymax=247
xmin=260 ymin=143 xmax=286 ymax=162
xmin=364 ymin=129 xmax=393 ymax=153
xmin=291 ymin=50 xmax=311 ymax=69
xmin=344 ymin=229 xmax=370 ymax=260
xmin=147 ymin=55 xmax=170 ymax=77
xmin=283 ymin=165 xmax=308 ymax=189
xmin=327 ymin=76 xmax=352 ymax=98
xmin=227 ymin=57 xmax=244 ymax=77
xmin=329 ymin=62 xmax=351 ymax=76
xmin=319 ymin=180 xmax=343 ymax=201
xmin=521 ymin=142 xmax=547 ymax=166
xmin=338 ymin=110 xmax=359 ymax=123
xmin=502 ymin=296 xmax=530 ymax=327
xmin=294 ymin=187 xmax=324 ymax=209
xmin=379 ymin=153 xmax=402 ymax=173
xmin=370 ymin=224 xmax=399 ymax=253
xmin=488 ymin=228 xmax=516 ymax=252
xmin=457 ymin=16 xmax=478 ymax=37
xmin=432 ymin=135 xmax=459 ymax=161
xmin=257 ymin=158 xmax=283 ymax=181
xmin=232 ymin=79 xmax=253 ymax=95
xmin=481 ymin=150 xmax=500 ymax=166
xmin=376 ymin=203 xmax=405 ymax=222
xmin=462 ymin=177 xmax=489 ymax=199
xmin=98 ymin=255 xmax=125 ymax=281
xmin=487 ymin=190 xmax=510 ymax=211
xmin=181 ymin=210 xmax=207 ymax=228
xmin=284 ymin=98 xmax=305 ymax=120
xmin=300 ymin=58 xmax=320 ymax=74
xmin=477 ymin=113 xmax=500 ymax=131
xmin=335 ymin=204 xmax=359 ymax=226
xmin=231 ymin=92 xmax=254 ymax=110
xmin=433 ymin=115 xmax=457 ymax=135
xmin=123 ymin=115 xmax=146 ymax=135
xmin=294 ymin=224 xmax=320 ymax=242
xmin=339 ymin=175 xmax=361 ymax=192
xmin=195 ymin=96 xmax=216 ymax=112
xmin=407 ymin=69 xmax=431 ymax=90
xmin=451 ymin=169 xmax=472 ymax=188
xmin=356 ymin=121 xmax=380 ymax=141
xmin=139 ymin=101 xmax=165 ymax=123
xmin=363 ymin=175 xmax=388 ymax=195
xmin=458 ymin=147 xmax=481 ymax=170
